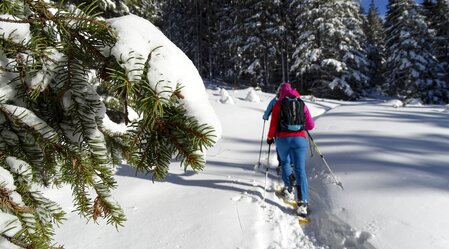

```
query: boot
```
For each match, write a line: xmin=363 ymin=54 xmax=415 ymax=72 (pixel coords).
xmin=296 ymin=201 xmax=309 ymax=217
xmin=280 ymin=186 xmax=294 ymax=202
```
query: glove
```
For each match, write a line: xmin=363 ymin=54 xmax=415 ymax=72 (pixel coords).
xmin=262 ymin=114 xmax=269 ymax=120
xmin=267 ymin=138 xmax=274 ymax=145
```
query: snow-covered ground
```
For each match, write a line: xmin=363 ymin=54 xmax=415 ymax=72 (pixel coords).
xmin=45 ymin=84 xmax=449 ymax=249
xmin=3 ymin=11 xmax=449 ymax=249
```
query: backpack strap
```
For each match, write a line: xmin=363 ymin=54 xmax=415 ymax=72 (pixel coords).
xmin=299 ymin=99 xmax=305 ymax=125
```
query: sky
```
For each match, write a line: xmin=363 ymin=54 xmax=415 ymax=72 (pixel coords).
xmin=360 ymin=0 xmax=425 ymax=15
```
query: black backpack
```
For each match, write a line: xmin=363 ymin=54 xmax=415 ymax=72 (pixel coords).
xmin=278 ymin=96 xmax=305 ymax=132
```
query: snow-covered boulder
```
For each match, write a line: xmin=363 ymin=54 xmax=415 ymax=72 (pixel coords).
xmin=244 ymin=88 xmax=261 ymax=103
xmin=444 ymin=104 xmax=449 ymax=113
xmin=304 ymin=95 xmax=317 ymax=102
xmin=405 ymin=98 xmax=423 ymax=107
xmin=219 ymin=88 xmax=234 ymax=104
xmin=386 ymin=99 xmax=403 ymax=108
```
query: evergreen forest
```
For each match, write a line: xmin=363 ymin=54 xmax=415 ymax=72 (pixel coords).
xmin=1 ymin=0 xmax=449 ymax=248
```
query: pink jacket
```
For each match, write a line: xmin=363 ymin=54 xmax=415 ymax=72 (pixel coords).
xmin=267 ymin=83 xmax=314 ymax=139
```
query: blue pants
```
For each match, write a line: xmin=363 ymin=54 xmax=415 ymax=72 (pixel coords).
xmin=276 ymin=136 xmax=308 ymax=202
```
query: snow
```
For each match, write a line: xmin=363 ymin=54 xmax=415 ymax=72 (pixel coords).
xmin=1 ymin=11 xmax=449 ymax=249
xmin=0 ymin=161 xmax=23 ymax=240
xmin=318 ymin=101 xmax=449 ymax=249
xmin=321 ymin=59 xmax=344 ymax=72
xmin=0 ymin=82 xmax=16 ymax=102
xmin=0 ymin=14 xmax=32 ymax=43
xmin=218 ymin=88 xmax=235 ymax=104
xmin=41 ymin=85 xmax=449 ymax=249
xmin=28 ymin=48 xmax=64 ymax=92
xmin=306 ymin=49 xmax=321 ymax=62
xmin=6 ymin=156 xmax=31 ymax=177
xmin=0 ymin=166 xmax=15 ymax=191
xmin=405 ymin=98 xmax=423 ymax=106
xmin=0 ymin=211 xmax=21 ymax=237
xmin=386 ymin=99 xmax=404 ymax=108
xmin=1 ymin=105 xmax=57 ymax=141
xmin=106 ymin=15 xmax=222 ymax=140
xmin=245 ymin=87 xmax=261 ymax=103
xmin=0 ymin=129 xmax=19 ymax=145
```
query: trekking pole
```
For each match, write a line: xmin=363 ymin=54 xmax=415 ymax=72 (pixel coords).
xmin=257 ymin=120 xmax=266 ymax=168
xmin=306 ymin=130 xmax=344 ymax=190
xmin=262 ymin=143 xmax=272 ymax=202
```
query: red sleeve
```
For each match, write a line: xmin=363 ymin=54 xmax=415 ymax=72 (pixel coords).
xmin=267 ymin=102 xmax=280 ymax=139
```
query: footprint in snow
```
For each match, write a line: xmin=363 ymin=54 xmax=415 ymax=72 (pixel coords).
xmin=231 ymin=192 xmax=259 ymax=203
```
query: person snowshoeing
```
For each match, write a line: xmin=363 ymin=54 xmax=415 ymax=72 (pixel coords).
xmin=266 ymin=82 xmax=315 ymax=217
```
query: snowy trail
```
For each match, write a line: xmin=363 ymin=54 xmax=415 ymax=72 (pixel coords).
xmin=207 ymin=145 xmax=326 ymax=249
xmin=48 ymin=87 xmax=366 ymax=249
xmin=49 ymin=87 xmax=449 ymax=249
xmin=305 ymin=99 xmax=449 ymax=249
xmin=247 ymin=98 xmax=449 ymax=249
xmin=50 ymin=87 xmax=328 ymax=249
xmin=206 ymin=87 xmax=333 ymax=249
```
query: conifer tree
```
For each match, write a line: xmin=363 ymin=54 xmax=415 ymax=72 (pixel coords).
xmin=217 ymin=0 xmax=259 ymax=87
xmin=55 ymin=0 xmax=131 ymax=17
xmin=212 ymin=0 xmax=231 ymax=79
xmin=424 ymin=0 xmax=449 ymax=85
xmin=198 ymin=0 xmax=223 ymax=79
xmin=217 ymin=0 xmax=295 ymax=90
xmin=283 ymin=0 xmax=301 ymax=85
xmin=238 ymin=0 xmax=279 ymax=88
xmin=384 ymin=0 xmax=448 ymax=103
xmin=420 ymin=0 xmax=435 ymax=18
xmin=159 ymin=0 xmax=186 ymax=47
xmin=216 ymin=0 xmax=260 ymax=87
xmin=260 ymin=0 xmax=296 ymax=90
xmin=159 ymin=0 xmax=222 ymax=79
xmin=364 ymin=0 xmax=386 ymax=91
xmin=0 ymin=1 xmax=215 ymax=248
xmin=53 ymin=0 xmax=163 ymax=23
xmin=128 ymin=0 xmax=163 ymax=23
xmin=292 ymin=0 xmax=369 ymax=99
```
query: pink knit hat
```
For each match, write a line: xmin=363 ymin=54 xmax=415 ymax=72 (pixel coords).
xmin=278 ymin=82 xmax=300 ymax=100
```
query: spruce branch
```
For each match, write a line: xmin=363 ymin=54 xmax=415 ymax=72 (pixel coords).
xmin=0 ymin=0 xmax=22 ymax=14
xmin=0 ymin=65 xmax=18 ymax=73
xmin=1 ymin=234 xmax=31 ymax=249
xmin=1 ymin=0 xmax=217 ymax=247
xmin=1 ymin=184 xmax=32 ymax=213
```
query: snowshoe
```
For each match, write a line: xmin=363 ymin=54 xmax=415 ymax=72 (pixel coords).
xmin=296 ymin=201 xmax=311 ymax=224
xmin=275 ymin=186 xmax=296 ymax=207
